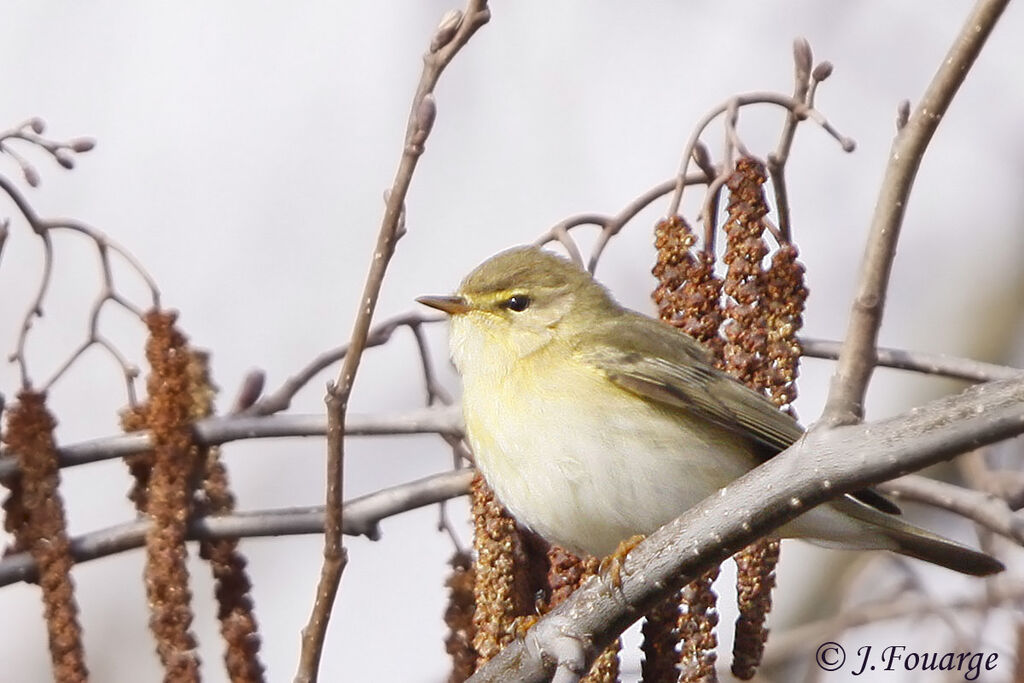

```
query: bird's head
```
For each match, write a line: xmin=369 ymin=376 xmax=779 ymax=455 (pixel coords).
xmin=417 ymin=246 xmax=618 ymax=376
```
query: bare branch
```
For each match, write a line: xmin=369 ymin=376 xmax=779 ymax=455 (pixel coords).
xmin=0 ymin=469 xmax=474 ymax=589
xmin=247 ymin=311 xmax=443 ymax=416
xmin=296 ymin=2 xmax=490 ymax=678
xmin=762 ymin=580 xmax=1024 ymax=668
xmin=0 ymin=173 xmax=160 ymax=398
xmin=534 ymin=174 xmax=712 ymax=275
xmin=800 ymin=337 xmax=1022 ymax=383
xmin=881 ymin=474 xmax=1024 ymax=545
xmin=821 ymin=0 xmax=1011 ymax=426
xmin=0 ymin=217 xmax=8 ymax=266
xmin=468 ymin=374 xmax=1024 ymax=682
xmin=766 ymin=38 xmax=815 ymax=244
xmin=666 ymin=91 xmax=853 ymax=219
xmin=0 ymin=405 xmax=464 ymax=479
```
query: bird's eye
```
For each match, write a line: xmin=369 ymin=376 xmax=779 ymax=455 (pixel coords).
xmin=502 ymin=294 xmax=531 ymax=312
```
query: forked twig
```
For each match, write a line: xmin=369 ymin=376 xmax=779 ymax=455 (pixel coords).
xmin=666 ymin=91 xmax=854 ymax=219
xmin=247 ymin=311 xmax=444 ymax=416
xmin=533 ymin=173 xmax=710 ymax=274
xmin=0 ymin=171 xmax=160 ymax=399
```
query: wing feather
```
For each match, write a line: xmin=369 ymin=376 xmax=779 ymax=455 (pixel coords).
xmin=578 ymin=311 xmax=900 ymax=515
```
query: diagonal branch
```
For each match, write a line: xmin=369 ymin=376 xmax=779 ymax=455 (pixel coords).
xmin=821 ymin=0 xmax=1011 ymax=426
xmin=468 ymin=373 xmax=1024 ymax=682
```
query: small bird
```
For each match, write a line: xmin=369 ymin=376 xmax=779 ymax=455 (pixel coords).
xmin=418 ymin=246 xmax=1003 ymax=576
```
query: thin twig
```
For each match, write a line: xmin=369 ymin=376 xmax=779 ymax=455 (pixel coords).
xmin=0 ymin=405 xmax=464 ymax=479
xmin=766 ymin=38 xmax=814 ymax=244
xmin=247 ymin=311 xmax=443 ymax=416
xmin=800 ymin=337 xmax=1022 ymax=383
xmin=666 ymin=92 xmax=854 ymax=219
xmin=761 ymin=581 xmax=1024 ymax=668
xmin=821 ymin=0 xmax=1011 ymax=426
xmin=881 ymin=474 xmax=1024 ymax=545
xmin=294 ymin=4 xmax=490 ymax=681
xmin=533 ymin=174 xmax=711 ymax=275
xmin=0 ymin=173 xmax=160 ymax=397
xmin=0 ymin=469 xmax=475 ymax=589
xmin=0 ymin=218 xmax=8 ymax=265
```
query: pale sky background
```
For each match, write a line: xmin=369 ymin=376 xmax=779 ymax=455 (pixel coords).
xmin=0 ymin=2 xmax=1022 ymax=681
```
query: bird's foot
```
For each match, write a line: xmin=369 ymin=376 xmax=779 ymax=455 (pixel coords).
xmin=513 ymin=614 xmax=540 ymax=639
xmin=600 ymin=534 xmax=646 ymax=589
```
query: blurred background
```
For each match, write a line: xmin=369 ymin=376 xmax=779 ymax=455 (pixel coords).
xmin=0 ymin=1 xmax=1021 ymax=680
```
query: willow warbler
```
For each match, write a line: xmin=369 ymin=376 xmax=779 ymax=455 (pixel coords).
xmin=418 ymin=246 xmax=1002 ymax=576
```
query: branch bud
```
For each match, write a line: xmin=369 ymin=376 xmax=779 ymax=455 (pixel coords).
xmin=430 ymin=9 xmax=463 ymax=53
xmin=54 ymin=149 xmax=75 ymax=169
xmin=408 ymin=94 xmax=436 ymax=154
xmin=68 ymin=138 xmax=96 ymax=153
xmin=22 ymin=164 xmax=40 ymax=188
xmin=812 ymin=61 xmax=834 ymax=82
xmin=792 ymin=38 xmax=812 ymax=82
xmin=896 ymin=100 xmax=911 ymax=131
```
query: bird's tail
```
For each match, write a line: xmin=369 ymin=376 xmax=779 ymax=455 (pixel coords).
xmin=836 ymin=498 xmax=1004 ymax=577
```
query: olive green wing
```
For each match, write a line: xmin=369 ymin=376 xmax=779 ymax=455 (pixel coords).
xmin=579 ymin=311 xmax=900 ymax=515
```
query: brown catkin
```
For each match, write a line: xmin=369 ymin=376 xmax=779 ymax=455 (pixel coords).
xmin=139 ymin=310 xmax=202 ymax=682
xmin=121 ymin=403 xmax=153 ymax=513
xmin=721 ymin=158 xmax=808 ymax=681
xmin=3 ymin=392 xmax=88 ymax=682
xmin=585 ymin=643 xmax=622 ymax=683
xmin=731 ymin=539 xmax=780 ymax=680
xmin=730 ymin=248 xmax=805 ymax=680
xmin=721 ymin=158 xmax=771 ymax=384
xmin=678 ymin=567 xmax=720 ymax=683
xmin=470 ymin=473 xmax=525 ymax=664
xmin=1 ymin=468 xmax=28 ymax=556
xmin=650 ymin=214 xmax=726 ymax=682
xmin=545 ymin=545 xmax=588 ymax=609
xmin=641 ymin=592 xmax=681 ymax=683
xmin=444 ymin=551 xmax=477 ymax=683
xmin=653 ymin=216 xmax=725 ymax=355
xmin=188 ymin=352 xmax=265 ymax=683
xmin=762 ymin=244 xmax=807 ymax=415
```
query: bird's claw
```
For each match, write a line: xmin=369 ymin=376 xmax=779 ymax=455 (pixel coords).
xmin=600 ymin=534 xmax=646 ymax=589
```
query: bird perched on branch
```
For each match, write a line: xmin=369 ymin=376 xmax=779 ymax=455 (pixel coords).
xmin=418 ymin=246 xmax=1002 ymax=577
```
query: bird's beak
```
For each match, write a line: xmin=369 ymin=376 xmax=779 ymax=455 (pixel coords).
xmin=416 ymin=295 xmax=472 ymax=315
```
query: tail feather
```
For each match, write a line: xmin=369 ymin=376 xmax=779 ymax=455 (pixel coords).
xmin=886 ymin=523 xmax=1004 ymax=577
xmin=839 ymin=498 xmax=1004 ymax=577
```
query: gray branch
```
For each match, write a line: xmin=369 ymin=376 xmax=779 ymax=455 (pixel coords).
xmin=468 ymin=373 xmax=1024 ymax=682
xmin=882 ymin=474 xmax=1024 ymax=545
xmin=0 ymin=468 xmax=474 ymax=588
xmin=3 ymin=344 xmax=1014 ymax=480
xmin=801 ymin=338 xmax=1021 ymax=384
xmin=0 ymin=404 xmax=463 ymax=479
